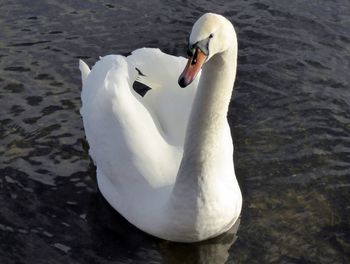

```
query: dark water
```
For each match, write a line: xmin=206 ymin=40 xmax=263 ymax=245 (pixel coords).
xmin=1 ymin=0 xmax=349 ymax=263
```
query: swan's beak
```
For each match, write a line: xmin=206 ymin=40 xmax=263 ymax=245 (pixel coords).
xmin=178 ymin=48 xmax=207 ymax=88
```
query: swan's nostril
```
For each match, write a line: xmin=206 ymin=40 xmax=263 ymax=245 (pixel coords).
xmin=191 ymin=49 xmax=198 ymax=65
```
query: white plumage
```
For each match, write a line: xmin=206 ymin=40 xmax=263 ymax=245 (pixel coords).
xmin=80 ymin=13 xmax=242 ymax=242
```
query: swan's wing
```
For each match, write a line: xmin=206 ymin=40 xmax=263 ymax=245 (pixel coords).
xmin=80 ymin=55 xmax=180 ymax=192
xmin=127 ymin=48 xmax=200 ymax=145
xmin=127 ymin=48 xmax=185 ymax=92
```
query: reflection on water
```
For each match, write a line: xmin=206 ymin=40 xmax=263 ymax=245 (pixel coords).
xmin=0 ymin=0 xmax=350 ymax=263
xmin=159 ymin=226 xmax=238 ymax=264
xmin=85 ymin=193 xmax=239 ymax=263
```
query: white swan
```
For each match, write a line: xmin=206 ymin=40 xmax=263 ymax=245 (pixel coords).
xmin=80 ymin=13 xmax=242 ymax=242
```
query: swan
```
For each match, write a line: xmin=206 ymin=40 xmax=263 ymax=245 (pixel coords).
xmin=79 ymin=13 xmax=242 ymax=242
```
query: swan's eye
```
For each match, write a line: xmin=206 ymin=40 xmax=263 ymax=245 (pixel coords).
xmin=209 ymin=33 xmax=214 ymax=39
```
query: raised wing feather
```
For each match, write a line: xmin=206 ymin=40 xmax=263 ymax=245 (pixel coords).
xmin=127 ymin=48 xmax=199 ymax=145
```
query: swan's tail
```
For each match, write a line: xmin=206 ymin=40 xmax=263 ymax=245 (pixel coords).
xmin=79 ymin=59 xmax=91 ymax=87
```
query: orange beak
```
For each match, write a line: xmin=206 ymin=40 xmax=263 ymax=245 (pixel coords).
xmin=178 ymin=48 xmax=207 ymax=88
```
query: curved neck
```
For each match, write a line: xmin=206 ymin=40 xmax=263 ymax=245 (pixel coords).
xmin=173 ymin=43 xmax=237 ymax=192
xmin=183 ymin=45 xmax=237 ymax=166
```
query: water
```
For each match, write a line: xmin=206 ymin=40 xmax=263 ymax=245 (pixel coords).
xmin=1 ymin=0 xmax=349 ymax=263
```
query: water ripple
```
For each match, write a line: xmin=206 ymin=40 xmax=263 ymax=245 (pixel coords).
xmin=0 ymin=0 xmax=349 ymax=263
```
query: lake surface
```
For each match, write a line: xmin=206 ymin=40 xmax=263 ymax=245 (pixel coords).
xmin=1 ymin=0 xmax=350 ymax=263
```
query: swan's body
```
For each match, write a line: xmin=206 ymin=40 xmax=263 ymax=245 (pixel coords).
xmin=80 ymin=13 xmax=242 ymax=242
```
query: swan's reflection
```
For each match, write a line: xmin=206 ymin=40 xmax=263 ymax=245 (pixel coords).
xmin=159 ymin=220 xmax=239 ymax=264
xmin=88 ymin=192 xmax=240 ymax=263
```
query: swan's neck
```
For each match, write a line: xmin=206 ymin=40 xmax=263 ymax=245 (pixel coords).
xmin=188 ymin=48 xmax=236 ymax=152
xmin=172 ymin=44 xmax=237 ymax=199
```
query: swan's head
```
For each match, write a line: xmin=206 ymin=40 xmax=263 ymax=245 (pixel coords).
xmin=178 ymin=13 xmax=236 ymax=88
